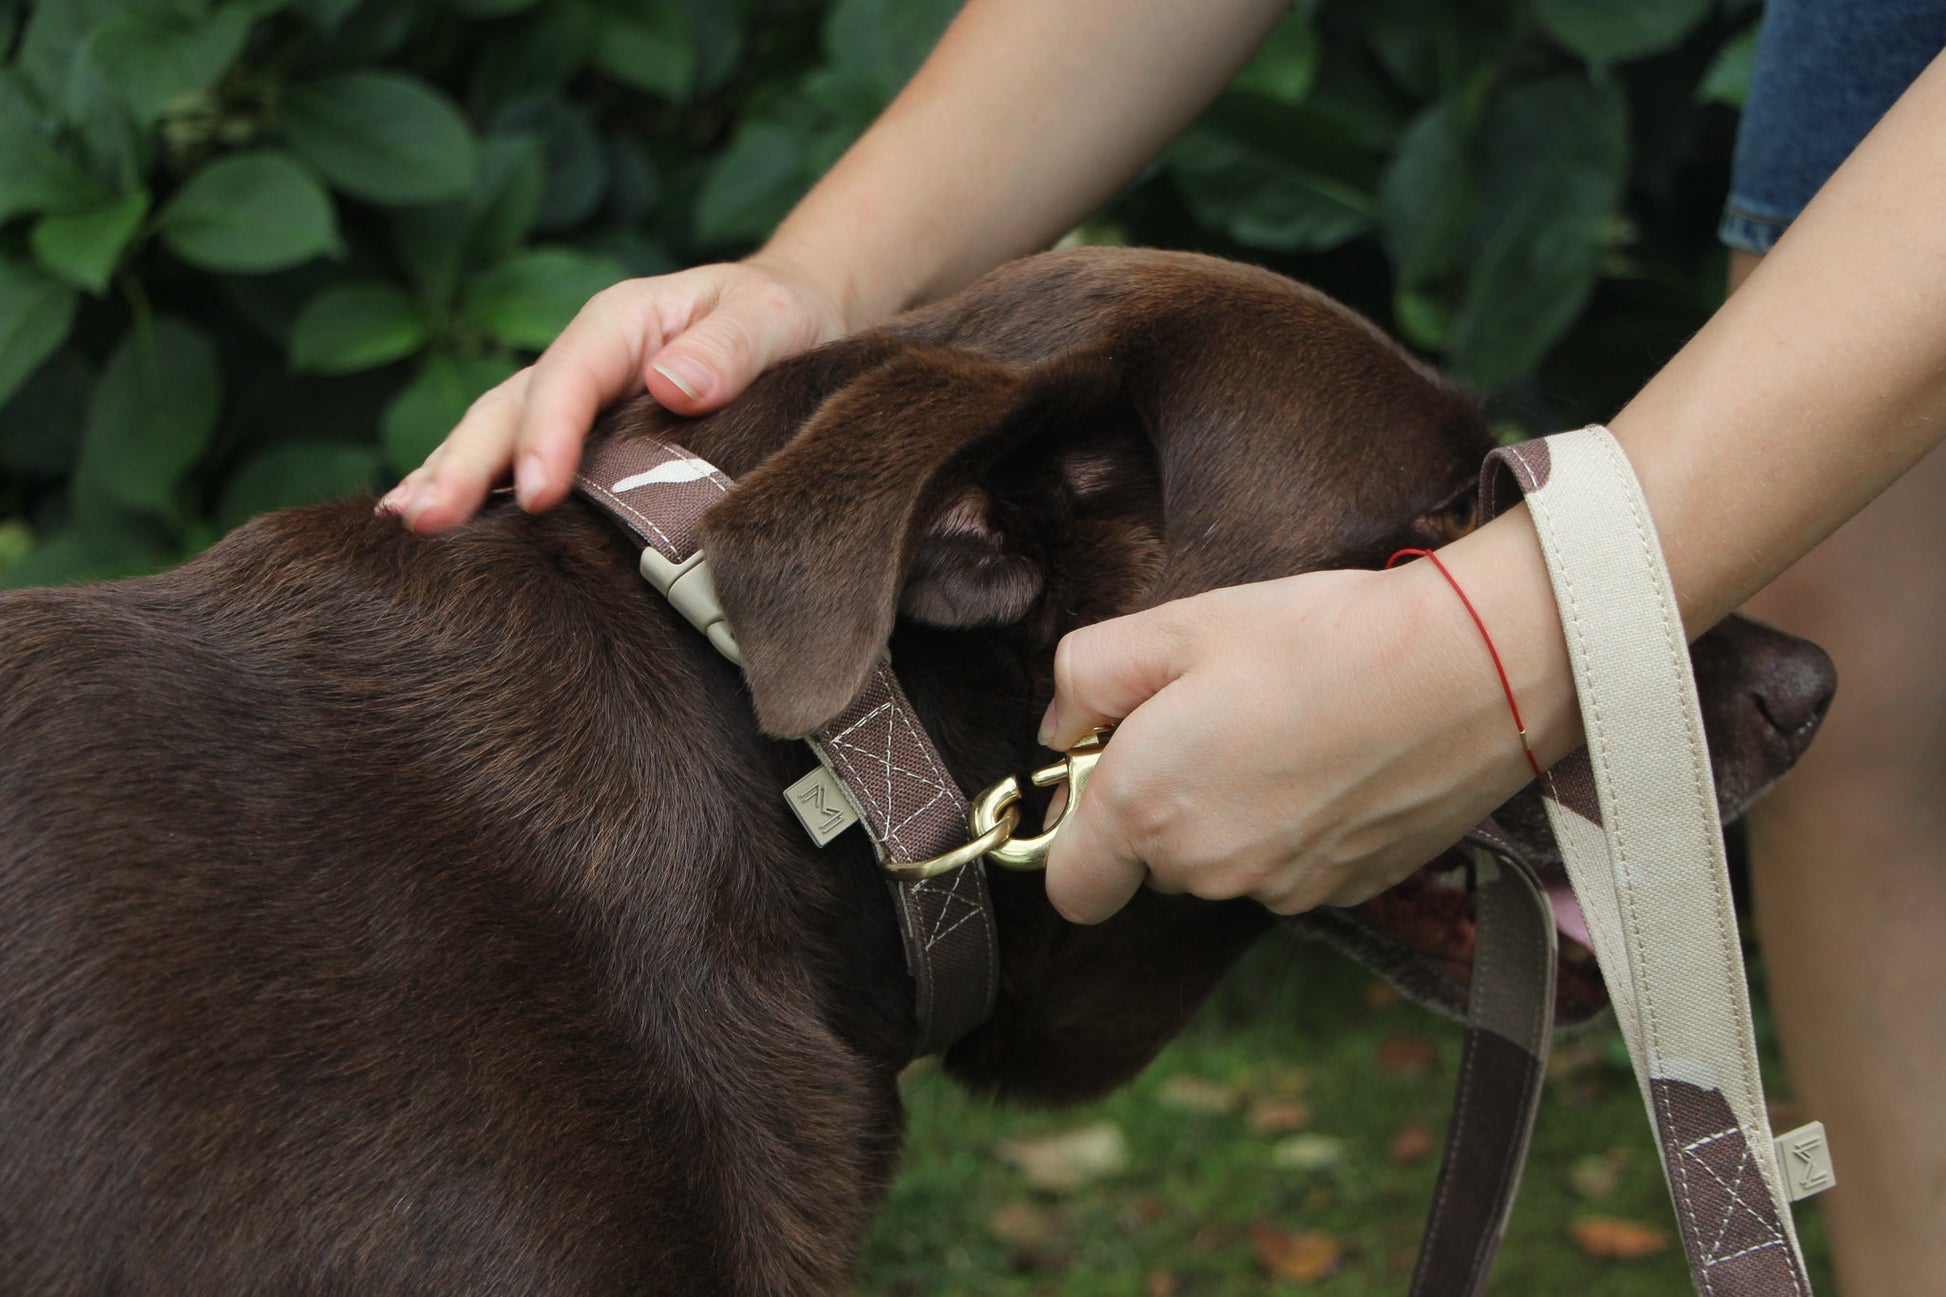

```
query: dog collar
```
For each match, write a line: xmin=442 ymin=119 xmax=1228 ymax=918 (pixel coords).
xmin=571 ymin=433 xmax=999 ymax=1056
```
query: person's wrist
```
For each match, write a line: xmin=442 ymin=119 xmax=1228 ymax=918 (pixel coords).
xmin=1411 ymin=513 xmax=1583 ymax=770
xmin=750 ymin=230 xmax=910 ymax=337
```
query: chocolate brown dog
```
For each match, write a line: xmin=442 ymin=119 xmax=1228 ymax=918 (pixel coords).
xmin=0 ymin=248 xmax=1830 ymax=1294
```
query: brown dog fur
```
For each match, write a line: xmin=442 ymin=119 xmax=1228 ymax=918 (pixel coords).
xmin=0 ymin=249 xmax=1829 ymax=1294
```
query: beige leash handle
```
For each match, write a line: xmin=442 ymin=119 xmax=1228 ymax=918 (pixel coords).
xmin=1484 ymin=426 xmax=1827 ymax=1296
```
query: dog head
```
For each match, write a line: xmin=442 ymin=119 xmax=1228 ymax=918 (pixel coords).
xmin=608 ymin=247 xmax=1831 ymax=1099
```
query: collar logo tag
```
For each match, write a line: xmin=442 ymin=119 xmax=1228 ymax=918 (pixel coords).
xmin=785 ymin=766 xmax=860 ymax=847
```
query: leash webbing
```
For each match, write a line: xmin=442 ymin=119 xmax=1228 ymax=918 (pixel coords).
xmin=1482 ymin=426 xmax=1825 ymax=1296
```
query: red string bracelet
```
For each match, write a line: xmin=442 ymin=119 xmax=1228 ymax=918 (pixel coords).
xmin=1387 ymin=547 xmax=1546 ymax=782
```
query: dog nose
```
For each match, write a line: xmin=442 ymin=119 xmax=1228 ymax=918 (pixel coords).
xmin=1750 ymin=641 xmax=1837 ymax=738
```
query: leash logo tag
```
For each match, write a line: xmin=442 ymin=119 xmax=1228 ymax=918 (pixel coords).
xmin=785 ymin=766 xmax=859 ymax=847
xmin=1775 ymin=1121 xmax=1835 ymax=1200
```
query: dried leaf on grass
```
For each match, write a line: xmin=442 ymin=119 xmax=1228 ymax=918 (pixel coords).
xmin=1387 ymin=1118 xmax=1435 ymax=1165
xmin=1378 ymin=1035 xmax=1440 ymax=1074
xmin=1248 ymin=1223 xmax=1343 ymax=1282
xmin=997 ymin=1123 xmax=1128 ymax=1191
xmin=986 ymin=1201 xmax=1063 ymax=1250
xmin=1270 ymin=1133 xmax=1346 ymax=1171
xmin=1248 ymin=1064 xmax=1311 ymax=1098
xmin=1568 ymin=1149 xmax=1633 ymax=1201
xmin=1569 ymin=1216 xmax=1673 ymax=1260
xmin=1158 ymin=1074 xmax=1240 ymax=1113
xmin=1247 ymin=1097 xmax=1312 ymax=1133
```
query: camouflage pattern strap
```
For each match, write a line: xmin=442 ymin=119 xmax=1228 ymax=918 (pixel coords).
xmin=1408 ymin=826 xmax=1558 ymax=1297
xmin=574 ymin=434 xmax=998 ymax=1058
xmin=1481 ymin=426 xmax=1820 ymax=1296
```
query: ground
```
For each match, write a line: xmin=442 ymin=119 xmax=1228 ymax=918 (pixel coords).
xmin=864 ymin=934 xmax=1832 ymax=1295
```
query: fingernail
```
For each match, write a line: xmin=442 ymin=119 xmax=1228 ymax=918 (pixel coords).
xmin=650 ymin=357 xmax=707 ymax=402
xmin=1037 ymin=700 xmax=1058 ymax=748
xmin=515 ymin=454 xmax=545 ymax=509
xmin=375 ymin=487 xmax=407 ymax=516
xmin=402 ymin=482 xmax=436 ymax=525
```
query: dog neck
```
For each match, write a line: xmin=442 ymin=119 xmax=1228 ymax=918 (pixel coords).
xmin=570 ymin=430 xmax=1017 ymax=1062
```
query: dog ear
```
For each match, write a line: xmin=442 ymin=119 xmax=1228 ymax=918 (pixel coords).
xmin=700 ymin=343 xmax=1121 ymax=737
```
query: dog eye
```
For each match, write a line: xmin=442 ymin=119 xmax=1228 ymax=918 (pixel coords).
xmin=1441 ymin=491 xmax=1479 ymax=537
xmin=1415 ymin=488 xmax=1480 ymax=543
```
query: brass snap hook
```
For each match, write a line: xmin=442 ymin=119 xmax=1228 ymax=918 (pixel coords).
xmin=882 ymin=730 xmax=1110 ymax=881
xmin=969 ymin=729 xmax=1110 ymax=872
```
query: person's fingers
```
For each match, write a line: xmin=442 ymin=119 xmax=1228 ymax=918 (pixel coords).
xmin=506 ymin=281 xmax=682 ymax=515
xmin=640 ymin=276 xmax=820 ymax=415
xmin=1039 ymin=604 xmax=1194 ymax=750
xmin=386 ymin=368 xmax=537 ymax=532
xmin=1042 ymin=741 xmax=1154 ymax=924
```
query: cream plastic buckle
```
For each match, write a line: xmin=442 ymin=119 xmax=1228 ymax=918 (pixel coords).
xmin=639 ymin=547 xmax=742 ymax=665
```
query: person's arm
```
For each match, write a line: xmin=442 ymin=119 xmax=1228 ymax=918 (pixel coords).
xmin=761 ymin=0 xmax=1292 ymax=331
xmin=1040 ymin=49 xmax=1946 ymax=923
xmin=388 ymin=0 xmax=1289 ymax=532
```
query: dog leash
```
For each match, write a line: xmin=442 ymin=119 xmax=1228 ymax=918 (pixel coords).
xmin=571 ymin=433 xmax=1000 ymax=1056
xmin=569 ymin=425 xmax=1828 ymax=1295
xmin=1476 ymin=426 xmax=1830 ymax=1296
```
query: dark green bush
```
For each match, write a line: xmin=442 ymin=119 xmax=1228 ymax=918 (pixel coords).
xmin=0 ymin=0 xmax=1755 ymax=586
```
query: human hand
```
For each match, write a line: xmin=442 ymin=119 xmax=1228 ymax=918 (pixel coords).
xmin=379 ymin=253 xmax=850 ymax=532
xmin=1038 ymin=558 xmax=1561 ymax=923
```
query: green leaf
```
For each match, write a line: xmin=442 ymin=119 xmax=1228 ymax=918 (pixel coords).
xmin=593 ymin=1 xmax=695 ymax=100
xmin=84 ymin=3 xmax=255 ymax=123
xmin=490 ymin=98 xmax=605 ymax=231
xmin=217 ymin=441 xmax=381 ymax=528
xmin=1534 ymin=0 xmax=1712 ymax=65
xmin=604 ymin=130 xmax=660 ymax=226
xmin=0 ymin=525 xmax=169 ymax=590
xmin=677 ymin=0 xmax=744 ymax=95
xmin=824 ymin=0 xmax=962 ymax=101
xmin=692 ymin=119 xmax=816 ymax=248
xmin=158 ymin=150 xmax=341 ymax=273
xmin=441 ymin=0 xmax=544 ymax=14
xmin=15 ymin=0 xmax=118 ymax=107
xmin=0 ymin=348 xmax=92 ymax=479
xmin=1230 ymin=14 xmax=1319 ymax=107
xmin=1448 ymin=77 xmax=1629 ymax=393
xmin=1168 ymin=125 xmax=1373 ymax=254
xmin=459 ymin=247 xmax=625 ymax=350
xmin=0 ymin=518 xmax=29 ymax=577
xmin=289 ymin=280 xmax=429 ymax=374
xmin=293 ymin=0 xmax=364 ymax=29
xmin=0 ymin=98 xmax=105 ymax=223
xmin=0 ymin=255 xmax=80 ymax=411
xmin=389 ymin=132 xmax=547 ymax=306
xmin=30 ymin=188 xmax=149 ymax=294
xmin=1699 ymin=26 xmax=1759 ymax=108
xmin=379 ymin=350 xmax=521 ymax=472
xmin=1379 ymin=103 xmax=1473 ymax=286
xmin=281 ymin=72 xmax=479 ymax=205
xmin=469 ymin=2 xmax=596 ymax=109
xmin=74 ymin=317 xmax=223 ymax=522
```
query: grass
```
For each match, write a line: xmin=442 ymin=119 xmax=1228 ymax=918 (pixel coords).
xmin=862 ymin=934 xmax=1833 ymax=1295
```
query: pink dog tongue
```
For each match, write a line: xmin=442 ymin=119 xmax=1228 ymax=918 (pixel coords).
xmin=1544 ymin=876 xmax=1594 ymax=952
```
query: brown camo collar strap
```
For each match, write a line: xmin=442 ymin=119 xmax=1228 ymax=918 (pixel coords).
xmin=572 ymin=434 xmax=999 ymax=1057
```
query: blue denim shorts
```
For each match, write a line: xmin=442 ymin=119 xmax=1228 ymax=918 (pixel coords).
xmin=1721 ymin=1 xmax=1946 ymax=253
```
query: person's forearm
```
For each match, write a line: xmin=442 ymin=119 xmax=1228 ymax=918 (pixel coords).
xmin=1612 ymin=48 xmax=1946 ymax=633
xmin=1437 ymin=50 xmax=1946 ymax=764
xmin=759 ymin=0 xmax=1290 ymax=330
